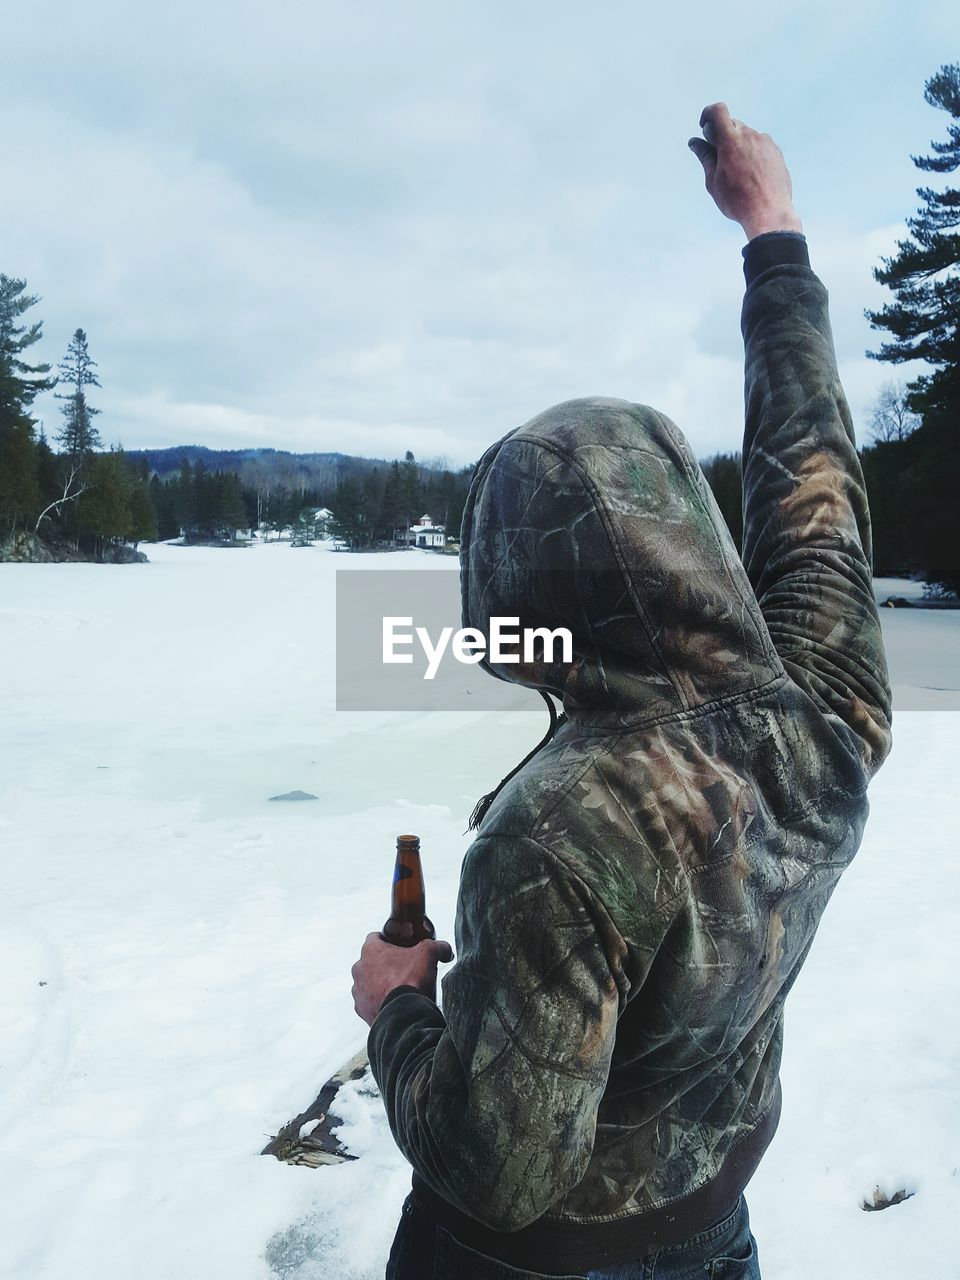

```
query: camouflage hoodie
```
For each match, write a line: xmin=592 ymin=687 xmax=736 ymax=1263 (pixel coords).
xmin=369 ymin=241 xmax=893 ymax=1275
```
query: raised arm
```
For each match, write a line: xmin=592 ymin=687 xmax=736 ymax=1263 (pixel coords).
xmin=690 ymin=104 xmax=892 ymax=778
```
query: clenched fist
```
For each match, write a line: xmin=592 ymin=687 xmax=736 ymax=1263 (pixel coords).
xmin=689 ymin=103 xmax=802 ymax=242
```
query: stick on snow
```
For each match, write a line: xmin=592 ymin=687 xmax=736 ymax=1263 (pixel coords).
xmin=261 ymin=1049 xmax=369 ymax=1166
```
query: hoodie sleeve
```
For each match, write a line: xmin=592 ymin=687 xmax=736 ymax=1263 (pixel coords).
xmin=367 ymin=834 xmax=622 ymax=1232
xmin=740 ymin=251 xmax=893 ymax=779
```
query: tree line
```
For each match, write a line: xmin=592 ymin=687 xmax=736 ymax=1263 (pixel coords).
xmin=0 ymin=288 xmax=158 ymax=559
xmin=142 ymin=450 xmax=472 ymax=546
xmin=326 ymin=452 xmax=473 ymax=549
xmin=0 ymin=274 xmax=473 ymax=554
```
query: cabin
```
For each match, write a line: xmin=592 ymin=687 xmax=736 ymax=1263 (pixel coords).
xmin=310 ymin=507 xmax=334 ymax=537
xmin=406 ymin=513 xmax=446 ymax=549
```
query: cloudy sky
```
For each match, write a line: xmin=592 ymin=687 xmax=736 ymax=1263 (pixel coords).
xmin=2 ymin=1 xmax=953 ymax=467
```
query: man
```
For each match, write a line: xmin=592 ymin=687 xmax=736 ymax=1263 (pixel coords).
xmin=351 ymin=103 xmax=892 ymax=1279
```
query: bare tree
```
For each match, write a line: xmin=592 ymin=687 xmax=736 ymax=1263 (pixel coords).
xmin=869 ymin=381 xmax=919 ymax=443
xmin=34 ymin=460 xmax=91 ymax=533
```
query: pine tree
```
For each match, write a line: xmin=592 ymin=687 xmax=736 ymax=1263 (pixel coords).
xmin=445 ymin=465 xmax=474 ymax=543
xmin=0 ymin=275 xmax=55 ymax=423
xmin=0 ymin=275 xmax=55 ymax=535
xmin=127 ymin=478 xmax=158 ymax=546
xmin=362 ymin=465 xmax=385 ymax=539
xmin=77 ymin=447 xmax=131 ymax=559
xmin=866 ymin=64 xmax=960 ymax=419
xmin=434 ymin=469 xmax=455 ymax=528
xmin=35 ymin=426 xmax=61 ymax=506
xmin=860 ymin=435 xmax=923 ymax=577
xmin=150 ymin=474 xmax=179 ymax=540
xmin=193 ymin=458 xmax=214 ymax=538
xmin=55 ymin=328 xmax=102 ymax=460
xmin=330 ymin=479 xmax=371 ymax=549
xmin=175 ymin=457 xmax=196 ymax=538
xmin=211 ymin=472 xmax=246 ymax=540
xmin=380 ymin=460 xmax=403 ymax=540
xmin=268 ymin=484 xmax=297 ymax=540
xmin=399 ymin=450 xmax=420 ymax=529
xmin=290 ymin=510 xmax=316 ymax=547
xmin=700 ymin=452 xmax=744 ymax=552
xmin=0 ymin=420 xmax=41 ymax=532
xmin=866 ymin=64 xmax=960 ymax=593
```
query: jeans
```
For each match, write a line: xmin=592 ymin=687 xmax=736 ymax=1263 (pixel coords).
xmin=385 ymin=1191 xmax=761 ymax=1280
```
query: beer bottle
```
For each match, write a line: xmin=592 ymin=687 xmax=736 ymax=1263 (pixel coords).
xmin=381 ymin=833 xmax=436 ymax=946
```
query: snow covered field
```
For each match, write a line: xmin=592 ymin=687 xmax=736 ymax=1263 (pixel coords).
xmin=1 ymin=541 xmax=958 ymax=1280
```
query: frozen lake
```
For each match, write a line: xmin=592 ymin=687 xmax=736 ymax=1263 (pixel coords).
xmin=1 ymin=541 xmax=958 ymax=1279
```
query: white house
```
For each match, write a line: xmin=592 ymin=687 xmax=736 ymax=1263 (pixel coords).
xmin=310 ymin=507 xmax=334 ymax=536
xmin=406 ymin=513 xmax=446 ymax=548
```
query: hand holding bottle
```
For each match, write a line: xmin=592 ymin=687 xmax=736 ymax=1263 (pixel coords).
xmin=350 ymin=834 xmax=454 ymax=1026
xmin=351 ymin=932 xmax=454 ymax=1026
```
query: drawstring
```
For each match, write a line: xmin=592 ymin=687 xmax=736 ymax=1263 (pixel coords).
xmin=467 ymin=689 xmax=566 ymax=832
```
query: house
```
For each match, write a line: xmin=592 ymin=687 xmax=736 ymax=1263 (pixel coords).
xmin=310 ymin=507 xmax=334 ymax=537
xmin=406 ymin=513 xmax=446 ymax=549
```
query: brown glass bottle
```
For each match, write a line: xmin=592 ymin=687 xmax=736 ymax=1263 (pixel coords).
xmin=381 ymin=834 xmax=436 ymax=946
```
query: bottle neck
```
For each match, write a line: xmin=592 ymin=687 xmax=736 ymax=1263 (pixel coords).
xmin=390 ymin=846 xmax=426 ymax=920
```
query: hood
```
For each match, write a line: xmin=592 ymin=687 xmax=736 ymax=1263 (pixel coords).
xmin=460 ymin=398 xmax=783 ymax=731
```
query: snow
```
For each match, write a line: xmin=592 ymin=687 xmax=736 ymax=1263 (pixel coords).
xmin=1 ymin=544 xmax=958 ymax=1279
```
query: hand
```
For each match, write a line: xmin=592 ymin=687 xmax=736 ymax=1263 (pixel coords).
xmin=688 ymin=103 xmax=802 ymax=241
xmin=351 ymin=932 xmax=454 ymax=1027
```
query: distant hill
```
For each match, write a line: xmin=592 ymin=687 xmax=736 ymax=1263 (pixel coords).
xmin=124 ymin=445 xmax=395 ymax=492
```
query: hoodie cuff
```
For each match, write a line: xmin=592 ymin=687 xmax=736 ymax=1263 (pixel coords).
xmin=377 ymin=984 xmax=428 ymax=1012
xmin=742 ymin=231 xmax=810 ymax=286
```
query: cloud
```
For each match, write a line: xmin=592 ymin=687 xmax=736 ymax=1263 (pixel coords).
xmin=2 ymin=0 xmax=952 ymax=467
